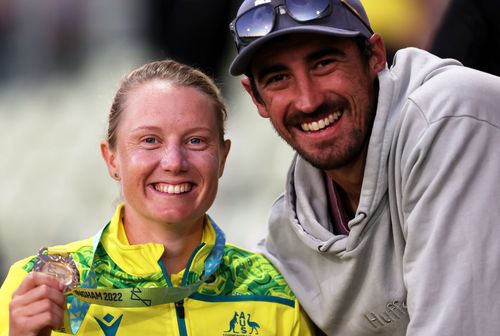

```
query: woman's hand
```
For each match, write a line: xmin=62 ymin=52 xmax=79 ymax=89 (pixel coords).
xmin=9 ymin=272 xmax=66 ymax=336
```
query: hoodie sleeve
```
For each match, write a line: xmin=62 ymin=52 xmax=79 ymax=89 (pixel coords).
xmin=394 ymin=66 xmax=500 ymax=335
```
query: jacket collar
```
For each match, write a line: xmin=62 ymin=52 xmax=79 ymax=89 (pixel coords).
xmin=100 ymin=204 xmax=216 ymax=278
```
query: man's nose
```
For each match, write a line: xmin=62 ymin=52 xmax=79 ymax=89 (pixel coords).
xmin=293 ymin=75 xmax=323 ymax=114
xmin=160 ymin=145 xmax=188 ymax=173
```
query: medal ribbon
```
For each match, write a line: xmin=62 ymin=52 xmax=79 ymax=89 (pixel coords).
xmin=62 ymin=216 xmax=225 ymax=334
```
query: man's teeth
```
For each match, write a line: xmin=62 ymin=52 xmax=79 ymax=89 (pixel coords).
xmin=301 ymin=111 xmax=342 ymax=132
xmin=154 ymin=183 xmax=192 ymax=194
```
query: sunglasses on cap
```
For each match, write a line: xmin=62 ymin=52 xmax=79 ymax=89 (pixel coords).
xmin=230 ymin=0 xmax=373 ymax=49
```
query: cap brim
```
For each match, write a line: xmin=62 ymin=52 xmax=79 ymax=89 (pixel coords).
xmin=229 ymin=25 xmax=361 ymax=76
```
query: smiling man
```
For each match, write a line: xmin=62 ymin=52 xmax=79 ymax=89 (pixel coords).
xmin=228 ymin=0 xmax=500 ymax=335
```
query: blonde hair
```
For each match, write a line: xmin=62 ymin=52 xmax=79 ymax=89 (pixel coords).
xmin=106 ymin=59 xmax=227 ymax=149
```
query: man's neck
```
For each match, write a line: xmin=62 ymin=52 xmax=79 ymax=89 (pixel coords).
xmin=327 ymin=175 xmax=362 ymax=215
xmin=325 ymin=150 xmax=367 ymax=214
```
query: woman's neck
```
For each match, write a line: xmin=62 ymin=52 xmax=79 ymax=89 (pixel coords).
xmin=123 ymin=213 xmax=204 ymax=275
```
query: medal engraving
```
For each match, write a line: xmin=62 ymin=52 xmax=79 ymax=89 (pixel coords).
xmin=33 ymin=247 xmax=80 ymax=291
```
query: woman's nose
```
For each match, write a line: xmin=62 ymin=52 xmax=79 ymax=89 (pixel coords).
xmin=159 ymin=145 xmax=188 ymax=173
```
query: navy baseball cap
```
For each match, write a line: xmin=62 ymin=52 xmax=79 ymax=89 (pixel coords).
xmin=229 ymin=0 xmax=373 ymax=76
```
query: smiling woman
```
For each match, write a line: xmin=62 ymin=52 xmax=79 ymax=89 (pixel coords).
xmin=0 ymin=60 xmax=314 ymax=336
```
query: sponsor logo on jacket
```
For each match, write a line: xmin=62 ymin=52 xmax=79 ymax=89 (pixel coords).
xmin=95 ymin=313 xmax=123 ymax=336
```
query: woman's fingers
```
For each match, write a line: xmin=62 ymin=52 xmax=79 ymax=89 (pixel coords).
xmin=10 ymin=303 xmax=64 ymax=332
xmin=9 ymin=272 xmax=66 ymax=336
xmin=12 ymin=281 xmax=66 ymax=309
xmin=14 ymin=272 xmax=64 ymax=296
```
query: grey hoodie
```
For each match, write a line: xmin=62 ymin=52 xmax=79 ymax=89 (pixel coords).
xmin=259 ymin=48 xmax=500 ymax=335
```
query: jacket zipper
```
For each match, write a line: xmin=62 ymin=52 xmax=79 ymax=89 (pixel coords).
xmin=162 ymin=242 xmax=205 ymax=335
xmin=175 ymin=299 xmax=187 ymax=336
xmin=158 ymin=261 xmax=188 ymax=335
xmin=175 ymin=300 xmax=185 ymax=319
xmin=175 ymin=242 xmax=205 ymax=335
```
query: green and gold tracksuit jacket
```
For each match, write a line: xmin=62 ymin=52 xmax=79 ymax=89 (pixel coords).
xmin=0 ymin=205 xmax=313 ymax=335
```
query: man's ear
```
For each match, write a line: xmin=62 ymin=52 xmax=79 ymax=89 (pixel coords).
xmin=241 ymin=76 xmax=271 ymax=118
xmin=368 ymin=33 xmax=387 ymax=74
xmin=100 ymin=140 xmax=120 ymax=180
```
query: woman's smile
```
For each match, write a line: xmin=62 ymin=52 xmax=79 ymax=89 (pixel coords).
xmin=152 ymin=182 xmax=193 ymax=195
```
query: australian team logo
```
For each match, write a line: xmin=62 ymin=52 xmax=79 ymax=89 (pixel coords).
xmin=223 ymin=311 xmax=261 ymax=335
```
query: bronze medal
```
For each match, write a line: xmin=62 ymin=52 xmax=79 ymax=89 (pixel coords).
xmin=33 ymin=247 xmax=80 ymax=291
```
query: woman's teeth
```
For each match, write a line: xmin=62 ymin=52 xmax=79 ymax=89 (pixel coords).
xmin=154 ymin=183 xmax=192 ymax=194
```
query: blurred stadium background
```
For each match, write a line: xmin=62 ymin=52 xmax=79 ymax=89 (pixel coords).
xmin=0 ymin=0 xmax=450 ymax=282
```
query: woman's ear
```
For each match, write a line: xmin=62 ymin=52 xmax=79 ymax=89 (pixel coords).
xmin=218 ymin=139 xmax=231 ymax=178
xmin=100 ymin=140 xmax=120 ymax=180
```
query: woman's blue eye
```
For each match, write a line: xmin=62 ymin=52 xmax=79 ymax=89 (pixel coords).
xmin=144 ymin=137 xmax=156 ymax=144
xmin=189 ymin=138 xmax=202 ymax=145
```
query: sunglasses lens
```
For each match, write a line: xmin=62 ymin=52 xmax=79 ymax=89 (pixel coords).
xmin=236 ymin=5 xmax=275 ymax=43
xmin=285 ymin=0 xmax=331 ymax=21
